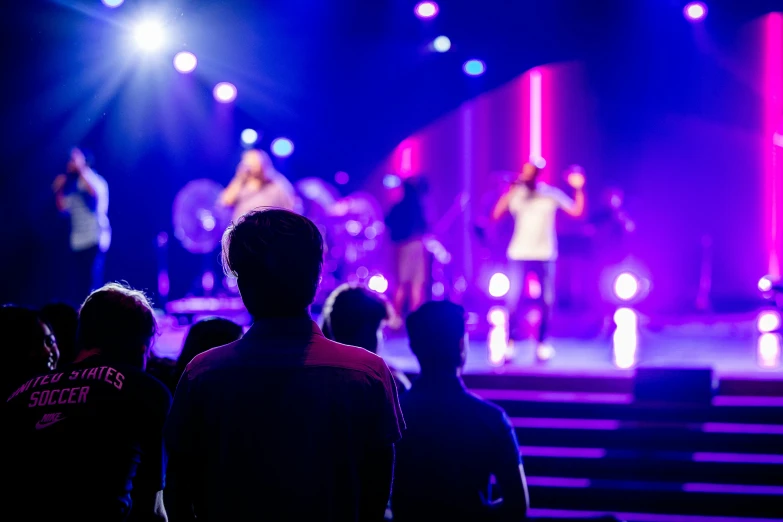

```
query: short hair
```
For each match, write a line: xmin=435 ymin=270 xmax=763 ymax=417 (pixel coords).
xmin=222 ymin=208 xmax=324 ymax=317
xmin=40 ymin=303 xmax=78 ymax=367
xmin=406 ymin=301 xmax=466 ymax=372
xmin=77 ymin=283 xmax=157 ymax=364
xmin=176 ymin=317 xmax=243 ymax=373
xmin=321 ymin=284 xmax=389 ymax=353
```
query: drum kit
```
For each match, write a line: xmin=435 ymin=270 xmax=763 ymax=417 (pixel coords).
xmin=168 ymin=176 xmax=386 ymax=301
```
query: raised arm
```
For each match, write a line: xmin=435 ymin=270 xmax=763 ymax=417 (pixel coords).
xmin=561 ymin=172 xmax=586 ymax=218
xmin=219 ymin=166 xmax=249 ymax=207
xmin=492 ymin=188 xmax=513 ymax=221
xmin=52 ymin=175 xmax=68 ymax=212
xmin=78 ymin=168 xmax=102 ymax=198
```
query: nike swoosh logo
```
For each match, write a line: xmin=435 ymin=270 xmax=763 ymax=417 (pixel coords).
xmin=35 ymin=415 xmax=66 ymax=430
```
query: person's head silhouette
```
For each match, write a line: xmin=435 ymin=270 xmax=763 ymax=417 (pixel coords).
xmin=321 ymin=284 xmax=389 ymax=353
xmin=406 ymin=300 xmax=466 ymax=377
xmin=222 ymin=209 xmax=324 ymax=319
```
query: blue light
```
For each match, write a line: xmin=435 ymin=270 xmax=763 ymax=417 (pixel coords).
xmin=271 ymin=137 xmax=294 ymax=158
xmin=240 ymin=129 xmax=258 ymax=146
xmin=102 ymin=0 xmax=124 ymax=7
xmin=463 ymin=59 xmax=486 ymax=76
xmin=383 ymin=174 xmax=401 ymax=189
xmin=432 ymin=36 xmax=451 ymax=53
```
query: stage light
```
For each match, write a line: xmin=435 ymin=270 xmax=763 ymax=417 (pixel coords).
xmin=531 ymin=156 xmax=547 ymax=169
xmin=759 ymin=275 xmax=773 ymax=292
xmin=757 ymin=310 xmax=781 ymax=333
xmin=432 ymin=282 xmax=445 ymax=297
xmin=684 ymin=2 xmax=707 ymax=22
xmin=414 ymin=1 xmax=438 ymax=19
xmin=271 ymin=137 xmax=294 ymax=158
xmin=173 ymin=51 xmax=197 ymax=73
xmin=345 ymin=220 xmax=362 ymax=236
xmin=383 ymin=174 xmax=402 ymax=189
xmin=613 ymin=272 xmax=640 ymax=301
xmin=240 ymin=129 xmax=258 ymax=146
xmin=432 ymin=36 xmax=451 ymax=53
xmin=463 ymin=59 xmax=486 ymax=76
xmin=102 ymin=0 xmax=124 ymax=7
xmin=368 ymin=274 xmax=389 ymax=294
xmin=488 ymin=327 xmax=509 ymax=366
xmin=758 ymin=333 xmax=781 ymax=369
xmin=335 ymin=171 xmax=350 ymax=185
xmin=613 ymin=307 xmax=638 ymax=369
xmin=356 ymin=266 xmax=369 ymax=279
xmin=133 ymin=20 xmax=166 ymax=52
xmin=213 ymin=82 xmax=237 ymax=103
xmin=487 ymin=306 xmax=508 ymax=327
xmin=488 ymin=272 xmax=510 ymax=298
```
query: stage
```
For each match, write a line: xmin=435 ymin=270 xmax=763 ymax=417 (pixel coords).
xmin=153 ymin=310 xmax=783 ymax=388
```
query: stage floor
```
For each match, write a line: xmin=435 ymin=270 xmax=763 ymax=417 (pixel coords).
xmin=153 ymin=311 xmax=782 ymax=381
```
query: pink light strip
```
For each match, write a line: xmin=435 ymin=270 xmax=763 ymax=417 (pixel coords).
xmin=529 ymin=68 xmax=542 ymax=161
xmin=763 ymin=13 xmax=783 ymax=277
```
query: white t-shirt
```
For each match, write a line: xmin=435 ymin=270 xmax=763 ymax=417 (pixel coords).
xmin=506 ymin=182 xmax=573 ymax=261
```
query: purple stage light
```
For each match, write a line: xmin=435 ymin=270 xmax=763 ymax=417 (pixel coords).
xmin=684 ymin=2 xmax=707 ymax=22
xmin=271 ymin=137 xmax=294 ymax=158
xmin=759 ymin=275 xmax=773 ymax=292
xmin=335 ymin=171 xmax=350 ymax=185
xmin=383 ymin=174 xmax=402 ymax=189
xmin=757 ymin=310 xmax=781 ymax=333
xmin=487 ymin=306 xmax=508 ymax=327
xmin=414 ymin=1 xmax=439 ymax=19
xmin=213 ymin=82 xmax=237 ymax=103
xmin=613 ymin=272 xmax=640 ymax=301
xmin=488 ymin=272 xmax=510 ymax=298
xmin=368 ymin=274 xmax=389 ymax=294
xmin=463 ymin=59 xmax=486 ymax=76
xmin=173 ymin=51 xmax=197 ymax=73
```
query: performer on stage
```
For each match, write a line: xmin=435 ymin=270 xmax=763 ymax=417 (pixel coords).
xmin=385 ymin=176 xmax=429 ymax=318
xmin=219 ymin=149 xmax=297 ymax=221
xmin=492 ymin=162 xmax=585 ymax=361
xmin=52 ymin=147 xmax=111 ymax=304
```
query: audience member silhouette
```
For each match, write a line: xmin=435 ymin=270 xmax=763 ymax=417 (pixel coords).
xmin=321 ymin=283 xmax=411 ymax=392
xmin=165 ymin=208 xmax=405 ymax=522
xmin=168 ymin=317 xmax=243 ymax=392
xmin=41 ymin=302 xmax=79 ymax=366
xmin=392 ymin=301 xmax=529 ymax=522
xmin=2 ymin=284 xmax=171 ymax=522
xmin=0 ymin=305 xmax=59 ymax=397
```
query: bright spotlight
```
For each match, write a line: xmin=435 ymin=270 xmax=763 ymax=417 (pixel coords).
xmin=613 ymin=307 xmax=638 ymax=369
xmin=757 ymin=310 xmax=781 ymax=334
xmin=487 ymin=306 xmax=508 ymax=327
xmin=240 ymin=129 xmax=258 ymax=146
xmin=271 ymin=137 xmax=294 ymax=158
xmin=488 ymin=273 xmax=510 ymax=298
xmin=758 ymin=333 xmax=781 ymax=369
xmin=759 ymin=276 xmax=773 ymax=293
xmin=432 ymin=36 xmax=451 ymax=53
xmin=213 ymin=82 xmax=237 ymax=103
xmin=133 ymin=20 xmax=166 ymax=52
xmin=173 ymin=51 xmax=197 ymax=73
xmin=613 ymin=272 xmax=640 ymax=301
xmin=368 ymin=274 xmax=389 ymax=294
xmin=102 ymin=0 xmax=124 ymax=7
xmin=463 ymin=59 xmax=486 ymax=76
xmin=684 ymin=2 xmax=707 ymax=22
xmin=414 ymin=1 xmax=439 ymax=19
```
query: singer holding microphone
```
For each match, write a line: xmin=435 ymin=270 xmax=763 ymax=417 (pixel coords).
xmin=492 ymin=162 xmax=586 ymax=362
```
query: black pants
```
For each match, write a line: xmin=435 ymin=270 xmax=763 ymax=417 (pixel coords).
xmin=71 ymin=245 xmax=105 ymax=305
xmin=506 ymin=260 xmax=555 ymax=342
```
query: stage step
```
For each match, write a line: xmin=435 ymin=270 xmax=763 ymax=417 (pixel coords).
xmin=512 ymin=419 xmax=783 ymax=454
xmin=526 ymin=483 xmax=783 ymax=519
xmin=473 ymin=389 xmax=783 ymax=424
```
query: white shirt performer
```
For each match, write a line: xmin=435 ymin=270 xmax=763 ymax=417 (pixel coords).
xmin=52 ymin=147 xmax=111 ymax=304
xmin=219 ymin=149 xmax=297 ymax=222
xmin=492 ymin=162 xmax=586 ymax=361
